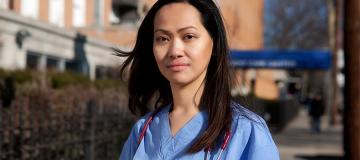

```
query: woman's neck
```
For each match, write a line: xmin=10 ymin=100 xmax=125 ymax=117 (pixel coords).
xmin=170 ymin=80 xmax=205 ymax=114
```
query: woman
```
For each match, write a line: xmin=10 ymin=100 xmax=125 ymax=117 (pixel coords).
xmin=116 ymin=0 xmax=279 ymax=159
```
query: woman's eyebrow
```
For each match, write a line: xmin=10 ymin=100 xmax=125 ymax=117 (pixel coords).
xmin=154 ymin=26 xmax=198 ymax=34
xmin=154 ymin=29 xmax=171 ymax=34
xmin=177 ymin=26 xmax=198 ymax=32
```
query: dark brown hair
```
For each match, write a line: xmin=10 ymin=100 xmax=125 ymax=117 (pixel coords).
xmin=114 ymin=0 xmax=234 ymax=153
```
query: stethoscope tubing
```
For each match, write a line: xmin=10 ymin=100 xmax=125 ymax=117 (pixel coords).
xmin=137 ymin=113 xmax=231 ymax=160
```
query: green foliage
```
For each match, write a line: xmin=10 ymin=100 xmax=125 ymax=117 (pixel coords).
xmin=0 ymin=69 xmax=34 ymax=107
xmin=0 ymin=69 xmax=127 ymax=94
xmin=0 ymin=76 xmax=15 ymax=107
xmin=0 ymin=68 xmax=130 ymax=159
xmin=9 ymin=70 xmax=34 ymax=84
xmin=0 ymin=68 xmax=7 ymax=79
xmin=49 ymin=71 xmax=91 ymax=89
xmin=94 ymin=79 xmax=126 ymax=90
xmin=0 ymin=69 xmax=34 ymax=84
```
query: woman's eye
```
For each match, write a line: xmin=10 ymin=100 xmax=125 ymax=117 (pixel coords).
xmin=155 ymin=36 xmax=169 ymax=42
xmin=184 ymin=34 xmax=199 ymax=41
xmin=184 ymin=35 xmax=195 ymax=40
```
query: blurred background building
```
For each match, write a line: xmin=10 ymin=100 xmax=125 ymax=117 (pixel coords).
xmin=0 ymin=0 xmax=132 ymax=80
xmin=0 ymin=0 xmax=292 ymax=99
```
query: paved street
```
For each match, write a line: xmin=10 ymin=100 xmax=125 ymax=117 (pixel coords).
xmin=273 ymin=109 xmax=343 ymax=160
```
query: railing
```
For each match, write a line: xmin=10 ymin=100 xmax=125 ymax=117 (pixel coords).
xmin=0 ymin=97 xmax=133 ymax=160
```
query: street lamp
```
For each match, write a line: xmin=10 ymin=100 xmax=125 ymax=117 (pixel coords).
xmin=15 ymin=29 xmax=31 ymax=49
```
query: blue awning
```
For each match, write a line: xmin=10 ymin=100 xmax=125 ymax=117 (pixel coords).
xmin=230 ymin=50 xmax=332 ymax=70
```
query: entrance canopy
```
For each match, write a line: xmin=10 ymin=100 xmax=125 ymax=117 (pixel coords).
xmin=230 ymin=50 xmax=332 ymax=70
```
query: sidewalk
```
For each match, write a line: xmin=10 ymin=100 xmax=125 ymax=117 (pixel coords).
xmin=272 ymin=109 xmax=343 ymax=160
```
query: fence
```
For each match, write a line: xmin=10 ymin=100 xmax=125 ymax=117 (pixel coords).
xmin=0 ymin=96 xmax=133 ymax=160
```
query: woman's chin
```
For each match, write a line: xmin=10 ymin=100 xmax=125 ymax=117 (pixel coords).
xmin=168 ymin=78 xmax=192 ymax=87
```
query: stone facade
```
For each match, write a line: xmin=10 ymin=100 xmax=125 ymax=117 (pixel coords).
xmin=0 ymin=9 xmax=124 ymax=80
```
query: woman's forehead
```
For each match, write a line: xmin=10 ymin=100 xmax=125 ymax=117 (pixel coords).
xmin=153 ymin=2 xmax=203 ymax=31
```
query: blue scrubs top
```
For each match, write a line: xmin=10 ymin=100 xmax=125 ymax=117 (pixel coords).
xmin=120 ymin=103 xmax=279 ymax=160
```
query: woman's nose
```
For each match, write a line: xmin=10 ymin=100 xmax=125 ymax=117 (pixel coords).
xmin=168 ymin=39 xmax=184 ymax=59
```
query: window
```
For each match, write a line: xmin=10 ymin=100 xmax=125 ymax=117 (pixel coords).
xmin=20 ymin=0 xmax=39 ymax=19
xmin=72 ymin=0 xmax=86 ymax=27
xmin=26 ymin=54 xmax=40 ymax=69
xmin=47 ymin=57 xmax=59 ymax=70
xmin=0 ymin=0 xmax=9 ymax=10
xmin=94 ymin=0 xmax=104 ymax=27
xmin=49 ymin=0 xmax=65 ymax=27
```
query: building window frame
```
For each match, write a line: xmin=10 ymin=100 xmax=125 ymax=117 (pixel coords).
xmin=48 ymin=0 xmax=65 ymax=27
xmin=20 ymin=0 xmax=40 ymax=19
xmin=72 ymin=0 xmax=86 ymax=27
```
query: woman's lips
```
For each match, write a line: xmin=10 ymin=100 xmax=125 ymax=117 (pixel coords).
xmin=166 ymin=63 xmax=190 ymax=72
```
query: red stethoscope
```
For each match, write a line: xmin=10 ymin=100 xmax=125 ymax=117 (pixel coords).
xmin=137 ymin=112 xmax=231 ymax=160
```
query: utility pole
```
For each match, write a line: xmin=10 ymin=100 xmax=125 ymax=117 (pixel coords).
xmin=344 ymin=0 xmax=360 ymax=159
xmin=328 ymin=0 xmax=341 ymax=126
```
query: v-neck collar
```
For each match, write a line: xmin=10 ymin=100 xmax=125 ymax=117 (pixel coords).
xmin=159 ymin=104 xmax=209 ymax=141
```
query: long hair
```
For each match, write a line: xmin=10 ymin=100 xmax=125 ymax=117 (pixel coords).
xmin=114 ymin=0 xmax=233 ymax=153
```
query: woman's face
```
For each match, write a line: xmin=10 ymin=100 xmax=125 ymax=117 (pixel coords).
xmin=153 ymin=2 xmax=213 ymax=87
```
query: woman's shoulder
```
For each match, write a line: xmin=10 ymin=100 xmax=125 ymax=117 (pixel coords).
xmin=229 ymin=102 xmax=279 ymax=158
xmin=130 ymin=112 xmax=153 ymax=137
xmin=230 ymin=101 xmax=275 ymax=145
xmin=230 ymin=101 xmax=265 ymax=124
xmin=130 ymin=104 xmax=170 ymax=136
